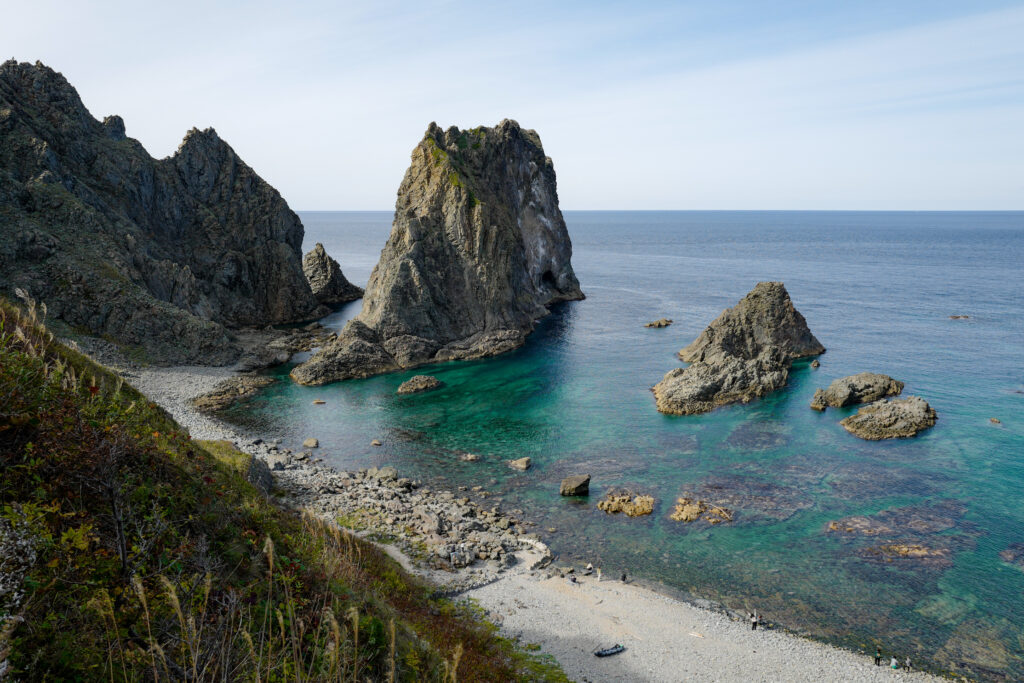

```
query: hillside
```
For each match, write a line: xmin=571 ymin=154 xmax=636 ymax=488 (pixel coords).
xmin=0 ymin=295 xmax=566 ymax=681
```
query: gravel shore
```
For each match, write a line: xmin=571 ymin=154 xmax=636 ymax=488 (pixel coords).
xmin=121 ymin=359 xmax=945 ymax=683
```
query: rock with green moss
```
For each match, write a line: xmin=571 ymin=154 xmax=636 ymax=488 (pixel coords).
xmin=291 ymin=120 xmax=583 ymax=385
xmin=0 ymin=60 xmax=323 ymax=364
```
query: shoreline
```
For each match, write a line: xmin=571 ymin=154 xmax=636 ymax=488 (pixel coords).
xmin=111 ymin=354 xmax=945 ymax=682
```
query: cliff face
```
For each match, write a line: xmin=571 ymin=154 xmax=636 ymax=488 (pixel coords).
xmin=0 ymin=60 xmax=319 ymax=363
xmin=291 ymin=120 xmax=583 ymax=385
xmin=653 ymin=282 xmax=824 ymax=415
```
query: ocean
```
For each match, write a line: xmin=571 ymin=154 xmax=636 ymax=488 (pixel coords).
xmin=222 ymin=210 xmax=1024 ymax=679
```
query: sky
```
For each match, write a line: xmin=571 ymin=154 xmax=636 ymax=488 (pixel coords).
xmin=3 ymin=0 xmax=1023 ymax=210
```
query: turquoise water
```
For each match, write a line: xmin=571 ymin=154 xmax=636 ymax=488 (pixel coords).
xmin=225 ymin=211 xmax=1024 ymax=679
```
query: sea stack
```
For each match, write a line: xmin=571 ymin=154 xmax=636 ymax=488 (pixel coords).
xmin=302 ymin=243 xmax=363 ymax=306
xmin=653 ymin=282 xmax=824 ymax=415
xmin=291 ymin=120 xmax=583 ymax=385
xmin=0 ymin=60 xmax=320 ymax=364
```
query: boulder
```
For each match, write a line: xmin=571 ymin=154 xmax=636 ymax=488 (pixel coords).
xmin=839 ymin=396 xmax=937 ymax=440
xmin=597 ymin=491 xmax=654 ymax=517
xmin=559 ymin=474 xmax=591 ymax=496
xmin=653 ymin=282 xmax=823 ymax=415
xmin=644 ymin=318 xmax=673 ymax=328
xmin=396 ymin=375 xmax=442 ymax=395
xmin=302 ymin=438 xmax=319 ymax=448
xmin=810 ymin=359 xmax=820 ymax=368
xmin=459 ymin=453 xmax=481 ymax=462
xmin=809 ymin=372 xmax=903 ymax=411
xmin=302 ymin=242 xmax=363 ymax=306
xmin=508 ymin=457 xmax=532 ymax=471
xmin=291 ymin=120 xmax=583 ymax=385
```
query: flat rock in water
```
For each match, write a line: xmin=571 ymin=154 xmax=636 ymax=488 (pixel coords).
xmin=508 ymin=457 xmax=532 ymax=471
xmin=644 ymin=318 xmax=673 ymax=328
xmin=290 ymin=120 xmax=584 ymax=386
xmin=840 ymin=396 xmax=937 ymax=440
xmin=653 ymin=282 xmax=824 ymax=415
xmin=396 ymin=375 xmax=442 ymax=395
xmin=302 ymin=438 xmax=319 ymax=448
xmin=810 ymin=372 xmax=903 ymax=411
xmin=559 ymin=474 xmax=591 ymax=496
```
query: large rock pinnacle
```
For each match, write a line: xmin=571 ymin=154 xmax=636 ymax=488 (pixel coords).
xmin=291 ymin=120 xmax=583 ymax=385
xmin=653 ymin=282 xmax=824 ymax=415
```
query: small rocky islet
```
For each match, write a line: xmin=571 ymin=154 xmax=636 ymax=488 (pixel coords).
xmin=652 ymin=281 xmax=825 ymax=415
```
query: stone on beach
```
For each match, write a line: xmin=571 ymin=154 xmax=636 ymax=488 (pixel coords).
xmin=809 ymin=372 xmax=903 ymax=411
xmin=396 ymin=375 xmax=443 ymax=395
xmin=190 ymin=376 xmax=276 ymax=412
xmin=839 ymin=396 xmax=937 ymax=440
xmin=559 ymin=474 xmax=591 ymax=496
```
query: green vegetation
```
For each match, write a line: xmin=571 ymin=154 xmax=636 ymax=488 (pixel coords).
xmin=0 ymin=296 xmax=567 ymax=681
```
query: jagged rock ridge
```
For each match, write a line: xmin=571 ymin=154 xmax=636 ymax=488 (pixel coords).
xmin=303 ymin=242 xmax=363 ymax=306
xmin=291 ymin=119 xmax=583 ymax=385
xmin=653 ymin=282 xmax=824 ymax=415
xmin=0 ymin=60 xmax=323 ymax=363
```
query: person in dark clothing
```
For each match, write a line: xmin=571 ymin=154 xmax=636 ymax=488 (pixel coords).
xmin=750 ymin=612 xmax=758 ymax=630
xmin=874 ymin=647 xmax=882 ymax=666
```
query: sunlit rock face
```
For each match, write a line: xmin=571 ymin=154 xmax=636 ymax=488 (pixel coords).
xmin=292 ymin=119 xmax=583 ymax=385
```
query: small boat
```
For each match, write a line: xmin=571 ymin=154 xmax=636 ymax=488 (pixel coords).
xmin=594 ymin=644 xmax=625 ymax=657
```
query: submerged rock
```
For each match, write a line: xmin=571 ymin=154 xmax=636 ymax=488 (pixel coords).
xmin=302 ymin=242 xmax=363 ymax=306
xmin=669 ymin=498 xmax=733 ymax=524
xmin=0 ymin=60 xmax=324 ymax=364
xmin=559 ymin=474 xmax=591 ymax=496
xmin=396 ymin=375 xmax=442 ymax=395
xmin=653 ymin=282 xmax=823 ymax=415
xmin=508 ymin=457 xmax=532 ymax=471
xmin=291 ymin=120 xmax=583 ymax=385
xmin=839 ymin=396 xmax=937 ymax=440
xmin=999 ymin=543 xmax=1024 ymax=571
xmin=810 ymin=372 xmax=904 ymax=411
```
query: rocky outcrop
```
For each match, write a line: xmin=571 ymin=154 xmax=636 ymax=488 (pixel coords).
xmin=191 ymin=376 xmax=276 ymax=412
xmin=559 ymin=474 xmax=591 ymax=496
xmin=653 ymin=282 xmax=824 ymax=415
xmin=839 ymin=396 xmax=937 ymax=440
xmin=645 ymin=318 xmax=672 ymax=328
xmin=669 ymin=498 xmax=733 ymax=524
xmin=291 ymin=120 xmax=583 ymax=385
xmin=810 ymin=372 xmax=903 ymax=411
xmin=396 ymin=375 xmax=442 ymax=395
xmin=302 ymin=243 xmax=363 ymax=306
xmin=0 ymin=60 xmax=323 ymax=364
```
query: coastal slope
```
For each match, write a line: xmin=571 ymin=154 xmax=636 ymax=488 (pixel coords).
xmin=0 ymin=60 xmax=322 ymax=364
xmin=291 ymin=119 xmax=583 ymax=385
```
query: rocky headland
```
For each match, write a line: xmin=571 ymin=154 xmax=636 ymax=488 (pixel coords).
xmin=839 ymin=396 xmax=938 ymax=440
xmin=810 ymin=372 xmax=904 ymax=411
xmin=290 ymin=120 xmax=584 ymax=385
xmin=302 ymin=242 xmax=363 ymax=306
xmin=653 ymin=282 xmax=824 ymax=415
xmin=0 ymin=60 xmax=354 ymax=365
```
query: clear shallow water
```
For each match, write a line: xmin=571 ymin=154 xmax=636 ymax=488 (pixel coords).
xmin=227 ymin=211 xmax=1024 ymax=679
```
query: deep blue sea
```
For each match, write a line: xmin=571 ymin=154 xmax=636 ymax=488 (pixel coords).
xmin=224 ymin=211 xmax=1024 ymax=679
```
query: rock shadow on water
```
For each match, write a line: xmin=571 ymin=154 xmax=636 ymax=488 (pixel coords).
xmin=725 ymin=420 xmax=791 ymax=452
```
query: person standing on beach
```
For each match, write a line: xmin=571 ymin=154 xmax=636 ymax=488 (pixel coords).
xmin=904 ymin=657 xmax=911 ymax=672
xmin=750 ymin=612 xmax=758 ymax=630
xmin=874 ymin=647 xmax=882 ymax=666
